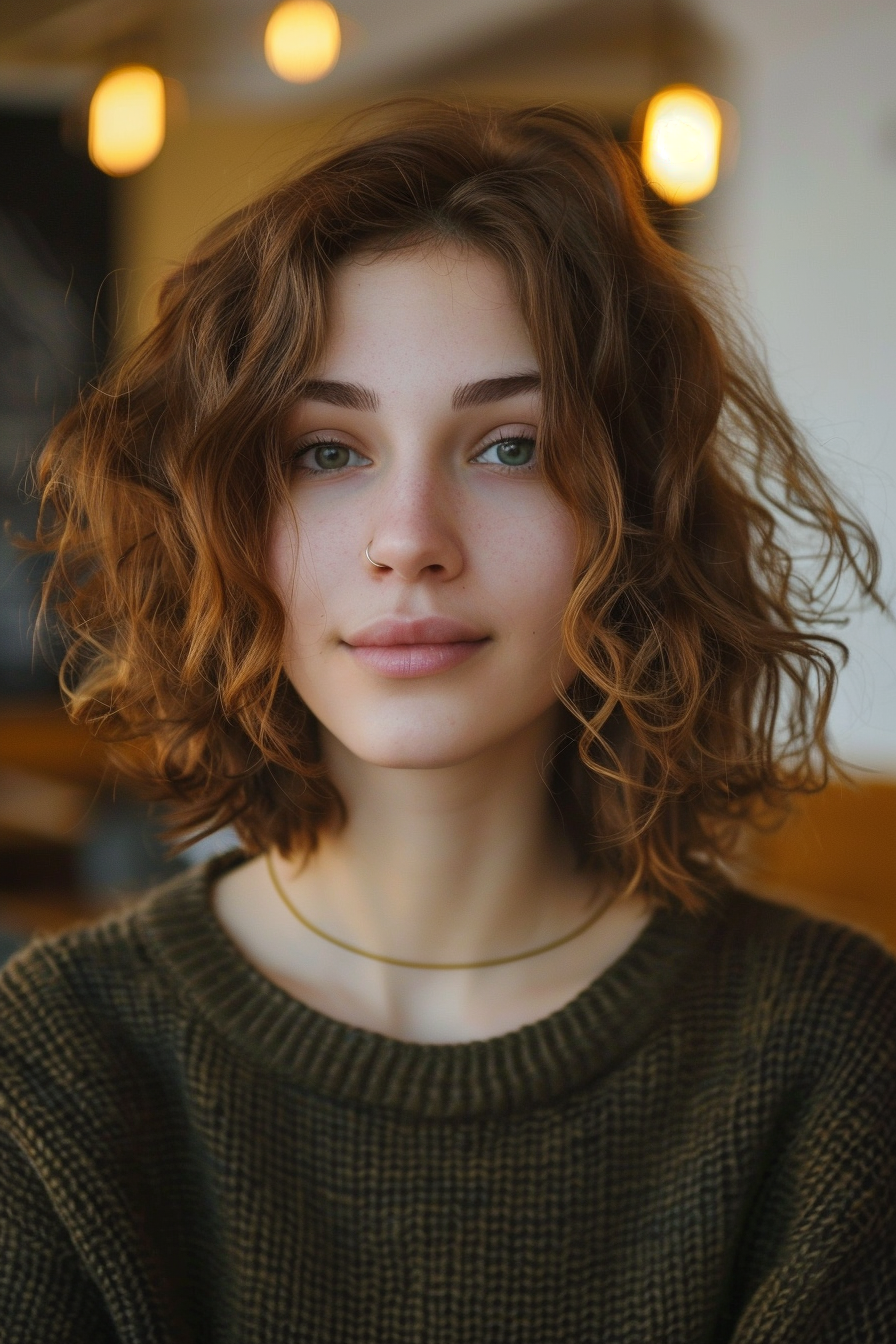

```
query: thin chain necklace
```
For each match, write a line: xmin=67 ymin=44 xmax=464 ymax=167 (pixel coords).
xmin=265 ymin=851 xmax=612 ymax=971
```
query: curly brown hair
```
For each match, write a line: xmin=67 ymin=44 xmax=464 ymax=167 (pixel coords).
xmin=33 ymin=100 xmax=882 ymax=909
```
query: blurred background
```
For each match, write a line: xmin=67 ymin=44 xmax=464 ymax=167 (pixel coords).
xmin=0 ymin=0 xmax=893 ymax=961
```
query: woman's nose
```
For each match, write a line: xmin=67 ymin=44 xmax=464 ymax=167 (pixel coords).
xmin=364 ymin=470 xmax=464 ymax=582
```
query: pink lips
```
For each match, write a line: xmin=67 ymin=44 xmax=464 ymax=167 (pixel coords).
xmin=343 ymin=616 xmax=490 ymax=679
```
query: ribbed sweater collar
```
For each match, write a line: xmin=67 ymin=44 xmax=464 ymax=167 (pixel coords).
xmin=140 ymin=854 xmax=719 ymax=1119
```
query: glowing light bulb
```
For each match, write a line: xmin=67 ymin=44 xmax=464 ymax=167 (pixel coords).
xmin=641 ymin=85 xmax=723 ymax=205
xmin=88 ymin=66 xmax=166 ymax=177
xmin=264 ymin=1 xmax=341 ymax=83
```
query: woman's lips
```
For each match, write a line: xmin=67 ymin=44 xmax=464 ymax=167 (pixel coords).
xmin=348 ymin=640 xmax=488 ymax=678
xmin=343 ymin=616 xmax=490 ymax=679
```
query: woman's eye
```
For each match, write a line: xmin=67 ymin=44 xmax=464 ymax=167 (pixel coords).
xmin=298 ymin=442 xmax=368 ymax=472
xmin=475 ymin=436 xmax=537 ymax=468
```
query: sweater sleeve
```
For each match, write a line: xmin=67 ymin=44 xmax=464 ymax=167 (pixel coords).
xmin=0 ymin=1128 xmax=117 ymax=1344
xmin=728 ymin=929 xmax=896 ymax=1344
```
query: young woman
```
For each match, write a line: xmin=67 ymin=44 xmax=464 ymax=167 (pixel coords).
xmin=1 ymin=102 xmax=893 ymax=1342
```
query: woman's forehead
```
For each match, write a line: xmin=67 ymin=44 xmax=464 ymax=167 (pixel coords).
xmin=312 ymin=244 xmax=538 ymax=394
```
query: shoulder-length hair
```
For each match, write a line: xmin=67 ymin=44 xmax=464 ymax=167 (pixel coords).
xmin=33 ymin=100 xmax=881 ymax=909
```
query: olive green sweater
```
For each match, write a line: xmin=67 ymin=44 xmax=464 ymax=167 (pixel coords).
xmin=1 ymin=857 xmax=895 ymax=1342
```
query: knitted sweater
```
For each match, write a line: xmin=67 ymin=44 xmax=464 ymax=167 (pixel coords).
xmin=1 ymin=857 xmax=895 ymax=1343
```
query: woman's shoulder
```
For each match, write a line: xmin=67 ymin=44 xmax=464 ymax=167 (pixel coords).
xmin=714 ymin=884 xmax=896 ymax=986
xmin=2 ymin=862 xmax=199 ymax=987
xmin=698 ymin=886 xmax=896 ymax=1074
xmin=0 ymin=862 xmax=216 ymax=1099
xmin=0 ymin=865 xmax=230 ymax=1335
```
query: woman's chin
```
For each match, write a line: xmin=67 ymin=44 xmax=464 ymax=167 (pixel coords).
xmin=336 ymin=737 xmax=491 ymax=772
xmin=320 ymin=716 xmax=518 ymax=773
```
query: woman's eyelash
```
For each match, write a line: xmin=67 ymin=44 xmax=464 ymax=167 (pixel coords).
xmin=479 ymin=433 xmax=535 ymax=449
xmin=294 ymin=434 xmax=351 ymax=454
xmin=480 ymin=426 xmax=537 ymax=444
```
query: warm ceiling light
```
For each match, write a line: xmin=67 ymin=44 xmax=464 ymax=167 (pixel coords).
xmin=264 ymin=0 xmax=341 ymax=83
xmin=88 ymin=65 xmax=166 ymax=177
xmin=641 ymin=85 xmax=723 ymax=205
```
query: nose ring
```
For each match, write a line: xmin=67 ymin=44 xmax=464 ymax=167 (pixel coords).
xmin=365 ymin=543 xmax=388 ymax=570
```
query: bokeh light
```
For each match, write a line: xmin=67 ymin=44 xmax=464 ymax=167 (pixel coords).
xmin=264 ymin=1 xmax=342 ymax=84
xmin=641 ymin=85 xmax=723 ymax=205
xmin=88 ymin=66 xmax=166 ymax=177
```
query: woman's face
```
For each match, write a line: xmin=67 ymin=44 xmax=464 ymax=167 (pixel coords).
xmin=269 ymin=242 xmax=579 ymax=769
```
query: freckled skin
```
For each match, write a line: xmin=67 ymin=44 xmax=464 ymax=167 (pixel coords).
xmin=268 ymin=244 xmax=579 ymax=769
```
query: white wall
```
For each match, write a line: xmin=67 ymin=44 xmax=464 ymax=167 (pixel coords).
xmin=697 ymin=0 xmax=896 ymax=771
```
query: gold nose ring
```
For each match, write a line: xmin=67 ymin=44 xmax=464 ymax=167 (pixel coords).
xmin=365 ymin=543 xmax=388 ymax=570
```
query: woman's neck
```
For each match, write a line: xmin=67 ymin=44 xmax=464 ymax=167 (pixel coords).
xmin=316 ymin=714 xmax=579 ymax=960
xmin=214 ymin=711 xmax=651 ymax=1043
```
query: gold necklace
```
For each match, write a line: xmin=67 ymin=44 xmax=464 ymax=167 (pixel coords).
xmin=265 ymin=851 xmax=612 ymax=971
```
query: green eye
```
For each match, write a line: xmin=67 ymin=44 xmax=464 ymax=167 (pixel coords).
xmin=311 ymin=443 xmax=352 ymax=470
xmin=497 ymin=438 xmax=535 ymax=466
xmin=296 ymin=441 xmax=370 ymax=472
xmin=478 ymin=437 xmax=536 ymax=467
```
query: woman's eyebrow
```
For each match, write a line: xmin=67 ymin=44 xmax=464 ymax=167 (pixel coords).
xmin=299 ymin=380 xmax=379 ymax=411
xmin=297 ymin=372 xmax=541 ymax=414
xmin=452 ymin=372 xmax=541 ymax=410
